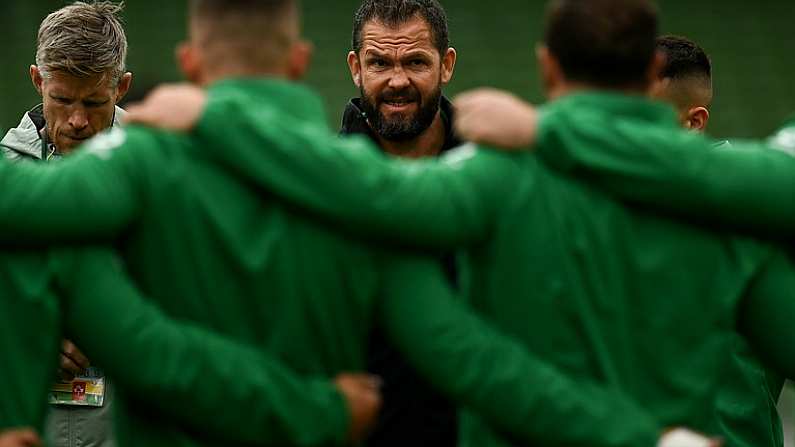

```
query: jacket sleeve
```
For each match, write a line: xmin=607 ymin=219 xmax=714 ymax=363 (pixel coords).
xmin=195 ymin=95 xmax=523 ymax=250
xmin=738 ymin=249 xmax=795 ymax=379
xmin=55 ymin=247 xmax=350 ymax=447
xmin=377 ymin=253 xmax=661 ymax=447
xmin=0 ymin=127 xmax=149 ymax=246
xmin=536 ymin=113 xmax=795 ymax=236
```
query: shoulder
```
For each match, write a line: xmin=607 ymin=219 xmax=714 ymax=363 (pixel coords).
xmin=1 ymin=109 xmax=44 ymax=160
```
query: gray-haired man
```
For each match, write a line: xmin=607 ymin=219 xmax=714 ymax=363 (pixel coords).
xmin=0 ymin=2 xmax=132 ymax=446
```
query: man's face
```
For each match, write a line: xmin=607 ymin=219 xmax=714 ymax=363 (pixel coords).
xmin=32 ymin=68 xmax=130 ymax=153
xmin=349 ymin=16 xmax=454 ymax=142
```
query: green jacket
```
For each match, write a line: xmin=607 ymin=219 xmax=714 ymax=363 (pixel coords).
xmin=0 ymin=79 xmax=659 ymax=447
xmin=532 ymin=105 xmax=795 ymax=236
xmin=190 ymin=86 xmax=795 ymax=447
xmin=0 ymin=247 xmax=351 ymax=445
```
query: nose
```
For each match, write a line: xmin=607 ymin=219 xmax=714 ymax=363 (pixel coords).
xmin=68 ymin=107 xmax=89 ymax=131
xmin=387 ymin=66 xmax=410 ymax=90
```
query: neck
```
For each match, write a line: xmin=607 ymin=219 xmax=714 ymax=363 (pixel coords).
xmin=201 ymin=64 xmax=289 ymax=86
xmin=375 ymin=112 xmax=446 ymax=159
xmin=549 ymin=81 xmax=651 ymax=100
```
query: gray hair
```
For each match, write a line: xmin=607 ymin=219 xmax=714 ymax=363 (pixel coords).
xmin=35 ymin=1 xmax=128 ymax=85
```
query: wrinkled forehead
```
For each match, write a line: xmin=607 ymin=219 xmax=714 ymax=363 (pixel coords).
xmin=42 ymin=71 xmax=117 ymax=96
xmin=360 ymin=16 xmax=436 ymax=57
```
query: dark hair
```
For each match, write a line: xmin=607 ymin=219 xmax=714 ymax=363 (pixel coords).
xmin=656 ymin=35 xmax=712 ymax=82
xmin=544 ymin=0 xmax=658 ymax=88
xmin=352 ymin=0 xmax=450 ymax=55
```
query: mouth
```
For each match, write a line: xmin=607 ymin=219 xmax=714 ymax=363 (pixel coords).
xmin=380 ymin=100 xmax=417 ymax=113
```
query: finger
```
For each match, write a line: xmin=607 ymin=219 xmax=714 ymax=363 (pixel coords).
xmin=356 ymin=374 xmax=382 ymax=390
xmin=62 ymin=342 xmax=90 ymax=369
xmin=13 ymin=430 xmax=41 ymax=447
xmin=60 ymin=354 xmax=83 ymax=376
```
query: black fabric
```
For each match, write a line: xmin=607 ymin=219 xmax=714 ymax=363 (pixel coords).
xmin=27 ymin=104 xmax=50 ymax=160
xmin=342 ymin=96 xmax=460 ymax=447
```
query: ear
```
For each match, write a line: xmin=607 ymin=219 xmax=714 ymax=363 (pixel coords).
xmin=536 ymin=44 xmax=563 ymax=99
xmin=30 ymin=65 xmax=44 ymax=95
xmin=347 ymin=51 xmax=362 ymax=88
xmin=646 ymin=50 xmax=666 ymax=90
xmin=685 ymin=106 xmax=710 ymax=132
xmin=176 ymin=42 xmax=204 ymax=85
xmin=115 ymin=72 xmax=133 ymax=103
xmin=286 ymin=39 xmax=314 ymax=81
xmin=440 ymin=47 xmax=457 ymax=85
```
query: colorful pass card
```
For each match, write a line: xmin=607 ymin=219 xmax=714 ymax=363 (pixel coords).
xmin=48 ymin=367 xmax=105 ymax=407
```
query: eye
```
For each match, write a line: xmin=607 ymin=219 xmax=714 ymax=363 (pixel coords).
xmin=84 ymin=100 xmax=109 ymax=108
xmin=53 ymin=97 xmax=72 ymax=105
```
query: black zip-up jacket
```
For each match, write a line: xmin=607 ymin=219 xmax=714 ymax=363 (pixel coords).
xmin=341 ymin=96 xmax=461 ymax=447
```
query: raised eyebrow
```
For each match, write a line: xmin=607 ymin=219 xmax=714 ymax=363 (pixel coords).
xmin=402 ymin=51 xmax=434 ymax=60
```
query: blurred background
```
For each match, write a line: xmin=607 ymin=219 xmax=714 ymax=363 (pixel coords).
xmin=2 ymin=0 xmax=795 ymax=444
xmin=2 ymin=0 xmax=794 ymax=138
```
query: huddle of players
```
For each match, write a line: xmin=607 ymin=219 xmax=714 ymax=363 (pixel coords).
xmin=2 ymin=0 xmax=795 ymax=446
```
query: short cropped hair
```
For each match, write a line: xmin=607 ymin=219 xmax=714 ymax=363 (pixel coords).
xmin=36 ymin=1 xmax=128 ymax=85
xmin=544 ymin=0 xmax=658 ymax=88
xmin=656 ymin=35 xmax=712 ymax=82
xmin=352 ymin=0 xmax=450 ymax=55
xmin=189 ymin=0 xmax=298 ymax=69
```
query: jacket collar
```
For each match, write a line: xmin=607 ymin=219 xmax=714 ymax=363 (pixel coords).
xmin=339 ymin=96 xmax=462 ymax=154
xmin=0 ymin=104 xmax=127 ymax=160
xmin=541 ymin=91 xmax=680 ymax=129
xmin=207 ymin=77 xmax=328 ymax=128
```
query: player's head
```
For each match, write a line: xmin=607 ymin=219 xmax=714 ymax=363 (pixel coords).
xmin=651 ymin=35 xmax=713 ymax=131
xmin=537 ymin=0 xmax=661 ymax=99
xmin=349 ymin=0 xmax=457 ymax=142
xmin=30 ymin=1 xmax=132 ymax=153
xmin=181 ymin=0 xmax=311 ymax=85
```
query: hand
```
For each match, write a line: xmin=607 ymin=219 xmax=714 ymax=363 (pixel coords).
xmin=657 ymin=428 xmax=722 ymax=447
xmin=59 ymin=339 xmax=90 ymax=381
xmin=0 ymin=429 xmax=41 ymax=447
xmin=453 ymin=88 xmax=539 ymax=150
xmin=124 ymin=83 xmax=208 ymax=132
xmin=333 ymin=373 xmax=382 ymax=443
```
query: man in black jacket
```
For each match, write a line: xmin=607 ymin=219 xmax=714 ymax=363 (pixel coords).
xmin=341 ymin=1 xmax=461 ymax=446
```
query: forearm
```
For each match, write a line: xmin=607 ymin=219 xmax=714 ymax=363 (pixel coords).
xmin=0 ymin=139 xmax=138 ymax=245
xmin=380 ymin=255 xmax=661 ymax=447
xmin=537 ymin=112 xmax=795 ymax=236
xmin=57 ymin=248 xmax=349 ymax=446
xmin=196 ymin=94 xmax=513 ymax=249
xmin=739 ymin=250 xmax=795 ymax=378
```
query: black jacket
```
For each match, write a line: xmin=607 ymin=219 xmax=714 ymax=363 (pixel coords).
xmin=341 ymin=97 xmax=460 ymax=447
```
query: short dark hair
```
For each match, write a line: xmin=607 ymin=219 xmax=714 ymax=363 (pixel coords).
xmin=656 ymin=35 xmax=712 ymax=82
xmin=188 ymin=0 xmax=298 ymax=69
xmin=544 ymin=0 xmax=659 ymax=88
xmin=352 ymin=0 xmax=450 ymax=55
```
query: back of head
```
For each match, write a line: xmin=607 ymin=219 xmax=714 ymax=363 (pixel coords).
xmin=352 ymin=0 xmax=450 ymax=55
xmin=655 ymin=35 xmax=713 ymax=109
xmin=36 ymin=1 xmax=128 ymax=85
xmin=544 ymin=0 xmax=658 ymax=89
xmin=188 ymin=0 xmax=299 ymax=74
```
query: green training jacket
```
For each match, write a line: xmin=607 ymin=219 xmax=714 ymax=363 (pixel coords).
xmin=0 ymin=247 xmax=352 ymax=445
xmin=0 ymin=79 xmax=661 ymax=447
xmin=191 ymin=86 xmax=795 ymax=447
xmin=533 ymin=106 xmax=795 ymax=236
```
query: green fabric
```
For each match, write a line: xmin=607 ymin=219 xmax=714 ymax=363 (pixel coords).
xmin=0 ymin=78 xmax=661 ymax=447
xmin=193 ymin=85 xmax=795 ymax=447
xmin=0 ymin=247 xmax=352 ymax=445
xmin=534 ymin=95 xmax=795 ymax=237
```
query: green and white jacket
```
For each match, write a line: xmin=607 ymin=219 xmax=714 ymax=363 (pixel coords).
xmin=1 ymin=104 xmax=125 ymax=162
